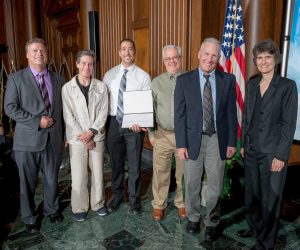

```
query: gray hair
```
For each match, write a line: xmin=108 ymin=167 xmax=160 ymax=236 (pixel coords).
xmin=199 ymin=37 xmax=221 ymax=56
xmin=162 ymin=45 xmax=182 ymax=59
xmin=76 ymin=50 xmax=96 ymax=64
xmin=25 ymin=38 xmax=47 ymax=53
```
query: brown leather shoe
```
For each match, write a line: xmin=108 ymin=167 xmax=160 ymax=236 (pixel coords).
xmin=152 ymin=209 xmax=164 ymax=221
xmin=178 ymin=207 xmax=186 ymax=219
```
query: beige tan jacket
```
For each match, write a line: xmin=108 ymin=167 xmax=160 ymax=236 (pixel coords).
xmin=62 ymin=76 xmax=108 ymax=144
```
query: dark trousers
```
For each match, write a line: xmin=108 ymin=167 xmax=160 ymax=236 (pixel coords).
xmin=15 ymin=138 xmax=61 ymax=224
xmin=106 ymin=116 xmax=144 ymax=206
xmin=244 ymin=148 xmax=287 ymax=250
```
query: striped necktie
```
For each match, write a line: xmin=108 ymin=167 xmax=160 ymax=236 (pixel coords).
xmin=203 ymin=74 xmax=215 ymax=136
xmin=116 ymin=69 xmax=128 ymax=123
xmin=38 ymin=73 xmax=50 ymax=111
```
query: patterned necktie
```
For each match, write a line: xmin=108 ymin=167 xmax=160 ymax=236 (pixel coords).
xmin=203 ymin=74 xmax=215 ymax=136
xmin=116 ymin=69 xmax=128 ymax=123
xmin=38 ymin=73 xmax=50 ymax=111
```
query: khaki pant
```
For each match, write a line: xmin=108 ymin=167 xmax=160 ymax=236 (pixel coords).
xmin=151 ymin=126 xmax=184 ymax=210
xmin=69 ymin=141 xmax=105 ymax=213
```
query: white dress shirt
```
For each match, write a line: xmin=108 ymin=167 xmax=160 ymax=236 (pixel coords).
xmin=103 ymin=64 xmax=151 ymax=116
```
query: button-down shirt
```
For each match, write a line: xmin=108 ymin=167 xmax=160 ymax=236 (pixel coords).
xmin=198 ymin=68 xmax=217 ymax=130
xmin=103 ymin=64 xmax=151 ymax=116
xmin=151 ymin=70 xmax=184 ymax=133
xmin=30 ymin=67 xmax=53 ymax=104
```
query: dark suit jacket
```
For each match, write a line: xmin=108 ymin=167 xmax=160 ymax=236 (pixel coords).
xmin=4 ymin=67 xmax=64 ymax=154
xmin=242 ymin=73 xmax=298 ymax=161
xmin=174 ymin=68 xmax=237 ymax=160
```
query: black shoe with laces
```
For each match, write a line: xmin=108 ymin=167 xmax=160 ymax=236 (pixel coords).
xmin=107 ymin=197 xmax=123 ymax=213
xmin=129 ymin=204 xmax=141 ymax=215
xmin=204 ymin=226 xmax=220 ymax=242
xmin=237 ymin=228 xmax=254 ymax=238
xmin=48 ymin=213 xmax=64 ymax=223
xmin=186 ymin=220 xmax=200 ymax=234
xmin=25 ymin=223 xmax=39 ymax=233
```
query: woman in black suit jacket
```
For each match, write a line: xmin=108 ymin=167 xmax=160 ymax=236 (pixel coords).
xmin=241 ymin=39 xmax=298 ymax=250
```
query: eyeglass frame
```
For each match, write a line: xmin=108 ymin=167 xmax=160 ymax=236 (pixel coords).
xmin=163 ymin=55 xmax=182 ymax=62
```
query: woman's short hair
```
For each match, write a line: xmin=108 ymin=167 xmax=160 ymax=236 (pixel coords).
xmin=76 ymin=50 xmax=96 ymax=64
xmin=252 ymin=39 xmax=282 ymax=66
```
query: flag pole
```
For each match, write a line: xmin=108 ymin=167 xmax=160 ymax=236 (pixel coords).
xmin=230 ymin=0 xmax=238 ymax=74
xmin=281 ymin=0 xmax=294 ymax=77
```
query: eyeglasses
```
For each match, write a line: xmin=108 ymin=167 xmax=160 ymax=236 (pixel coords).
xmin=163 ymin=56 xmax=182 ymax=62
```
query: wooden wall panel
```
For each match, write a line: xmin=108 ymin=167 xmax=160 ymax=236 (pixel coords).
xmin=130 ymin=0 xmax=150 ymax=74
xmin=189 ymin=0 xmax=226 ymax=69
xmin=133 ymin=0 xmax=149 ymax=20
xmin=0 ymin=0 xmax=8 ymax=70
xmin=98 ymin=0 xmax=126 ymax=78
xmin=150 ymin=0 xmax=188 ymax=77
xmin=43 ymin=15 xmax=80 ymax=79
xmin=134 ymin=28 xmax=150 ymax=72
xmin=243 ymin=0 xmax=285 ymax=78
xmin=4 ymin=0 xmax=27 ymax=69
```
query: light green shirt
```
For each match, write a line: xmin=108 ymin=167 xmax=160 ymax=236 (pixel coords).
xmin=149 ymin=70 xmax=185 ymax=136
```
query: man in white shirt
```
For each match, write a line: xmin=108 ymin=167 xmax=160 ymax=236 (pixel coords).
xmin=103 ymin=39 xmax=151 ymax=214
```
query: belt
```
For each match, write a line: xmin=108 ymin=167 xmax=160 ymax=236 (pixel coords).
xmin=202 ymin=131 xmax=216 ymax=135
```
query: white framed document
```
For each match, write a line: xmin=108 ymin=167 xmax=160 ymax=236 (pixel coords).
xmin=122 ymin=90 xmax=154 ymax=128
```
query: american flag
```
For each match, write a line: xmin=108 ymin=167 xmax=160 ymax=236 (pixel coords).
xmin=219 ymin=0 xmax=245 ymax=139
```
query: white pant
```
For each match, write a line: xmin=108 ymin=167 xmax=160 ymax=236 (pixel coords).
xmin=69 ymin=141 xmax=105 ymax=213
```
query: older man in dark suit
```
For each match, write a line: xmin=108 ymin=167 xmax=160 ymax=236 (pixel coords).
xmin=4 ymin=38 xmax=64 ymax=233
xmin=174 ymin=37 xmax=237 ymax=241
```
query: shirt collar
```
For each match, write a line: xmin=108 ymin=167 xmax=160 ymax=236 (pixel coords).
xmin=120 ymin=63 xmax=135 ymax=73
xmin=30 ymin=66 xmax=48 ymax=77
xmin=198 ymin=68 xmax=216 ymax=79
xmin=166 ymin=70 xmax=184 ymax=80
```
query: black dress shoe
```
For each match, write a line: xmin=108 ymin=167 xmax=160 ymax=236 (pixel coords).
xmin=129 ymin=205 xmax=141 ymax=215
xmin=48 ymin=213 xmax=64 ymax=223
xmin=26 ymin=223 xmax=39 ymax=233
xmin=249 ymin=246 xmax=262 ymax=250
xmin=237 ymin=228 xmax=254 ymax=238
xmin=204 ymin=227 xmax=219 ymax=242
xmin=186 ymin=220 xmax=200 ymax=234
xmin=107 ymin=197 xmax=123 ymax=213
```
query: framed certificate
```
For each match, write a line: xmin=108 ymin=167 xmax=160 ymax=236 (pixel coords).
xmin=122 ymin=90 xmax=154 ymax=128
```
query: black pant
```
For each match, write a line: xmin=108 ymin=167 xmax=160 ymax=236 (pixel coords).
xmin=106 ymin=116 xmax=144 ymax=206
xmin=15 ymin=139 xmax=61 ymax=224
xmin=244 ymin=148 xmax=287 ymax=250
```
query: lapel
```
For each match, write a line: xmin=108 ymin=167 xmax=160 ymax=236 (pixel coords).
xmin=70 ymin=76 xmax=90 ymax=120
xmin=248 ymin=77 xmax=260 ymax=117
xmin=24 ymin=67 xmax=44 ymax=103
xmin=49 ymin=71 xmax=58 ymax=115
xmin=190 ymin=68 xmax=202 ymax=103
xmin=261 ymin=73 xmax=280 ymax=107
xmin=215 ymin=70 xmax=225 ymax=114
xmin=88 ymin=78 xmax=98 ymax=119
xmin=189 ymin=68 xmax=204 ymax=120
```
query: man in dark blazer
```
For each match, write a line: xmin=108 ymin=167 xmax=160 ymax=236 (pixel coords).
xmin=174 ymin=37 xmax=237 ymax=241
xmin=4 ymin=38 xmax=64 ymax=233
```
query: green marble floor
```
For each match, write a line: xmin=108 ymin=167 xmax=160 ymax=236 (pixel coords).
xmin=2 ymin=150 xmax=300 ymax=250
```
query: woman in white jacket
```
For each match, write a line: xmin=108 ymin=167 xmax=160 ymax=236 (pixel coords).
xmin=62 ymin=50 xmax=108 ymax=222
